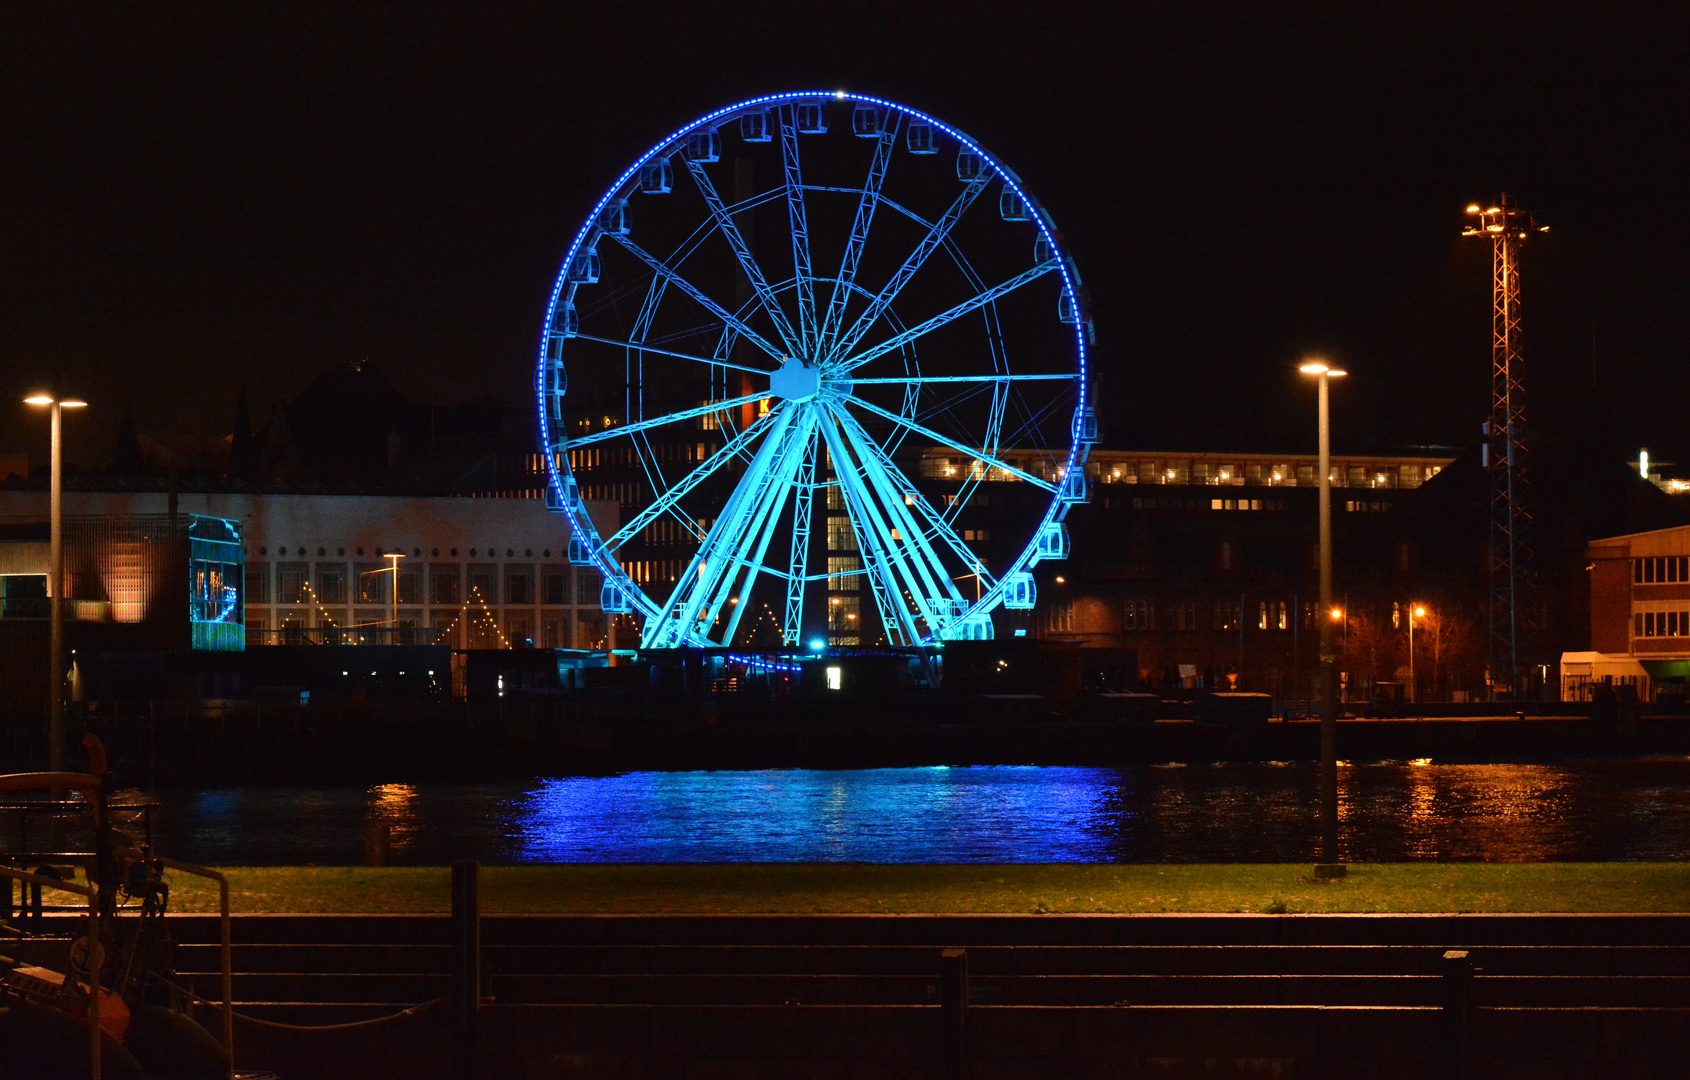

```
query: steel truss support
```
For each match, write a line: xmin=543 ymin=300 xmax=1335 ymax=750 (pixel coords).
xmin=830 ymin=405 xmax=999 ymax=596
xmin=1465 ymin=194 xmax=1546 ymax=692
xmin=783 ymin=426 xmax=818 ymax=645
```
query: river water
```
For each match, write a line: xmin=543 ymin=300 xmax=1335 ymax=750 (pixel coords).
xmin=119 ymin=758 xmax=1690 ymax=865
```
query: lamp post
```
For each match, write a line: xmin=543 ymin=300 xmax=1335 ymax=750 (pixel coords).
xmin=24 ymin=392 xmax=88 ymax=773
xmin=1299 ymin=360 xmax=1345 ymax=875
xmin=1408 ymin=604 xmax=1426 ymax=704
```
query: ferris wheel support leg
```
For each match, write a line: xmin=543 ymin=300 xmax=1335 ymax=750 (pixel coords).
xmin=819 ymin=416 xmax=946 ymax=641
xmin=835 ymin=412 xmax=973 ymax=607
xmin=833 ymin=407 xmax=996 ymax=592
xmin=646 ymin=407 xmax=797 ymax=646
xmin=714 ymin=419 xmax=812 ymax=643
xmin=783 ymin=427 xmax=819 ymax=646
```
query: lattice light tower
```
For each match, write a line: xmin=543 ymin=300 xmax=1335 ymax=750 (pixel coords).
xmin=1463 ymin=195 xmax=1548 ymax=691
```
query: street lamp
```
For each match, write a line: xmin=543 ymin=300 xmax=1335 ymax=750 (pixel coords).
xmin=1407 ymin=604 xmax=1426 ymax=704
xmin=24 ymin=392 xmax=88 ymax=773
xmin=1299 ymin=360 xmax=1346 ymax=875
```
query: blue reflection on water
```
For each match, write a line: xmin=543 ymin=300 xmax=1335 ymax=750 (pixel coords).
xmin=508 ymin=766 xmax=1124 ymax=863
xmin=125 ymin=759 xmax=1690 ymax=865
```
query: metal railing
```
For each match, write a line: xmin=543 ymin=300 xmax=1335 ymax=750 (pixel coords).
xmin=0 ymin=864 xmax=104 ymax=1080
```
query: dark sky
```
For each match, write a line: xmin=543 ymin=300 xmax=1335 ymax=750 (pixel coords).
xmin=3 ymin=3 xmax=1687 ymax=471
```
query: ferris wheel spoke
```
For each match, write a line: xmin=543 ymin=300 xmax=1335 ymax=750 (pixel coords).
xmin=818 ymin=118 xmax=899 ymax=357
xmin=567 ymin=391 xmax=766 ymax=448
xmin=607 ymin=233 xmax=786 ymax=361
xmin=778 ymin=104 xmax=818 ymax=356
xmin=683 ymin=159 xmax=803 ymax=355
xmin=816 ymin=416 xmax=929 ymax=645
xmin=602 ymin=410 xmax=778 ymax=553
xmin=571 ymin=333 xmax=772 ymax=377
xmin=827 ymin=174 xmax=991 ymax=364
xmin=850 ymin=373 xmax=1079 ymax=385
xmin=840 ymin=260 xmax=1058 ymax=372
xmin=830 ymin=405 xmax=998 ymax=593
xmin=842 ymin=394 xmax=1058 ymax=492
xmin=783 ymin=425 xmax=820 ymax=646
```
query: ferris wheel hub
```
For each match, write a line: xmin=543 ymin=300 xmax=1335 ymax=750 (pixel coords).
xmin=769 ymin=355 xmax=823 ymax=403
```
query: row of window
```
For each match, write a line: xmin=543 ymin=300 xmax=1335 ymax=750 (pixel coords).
xmin=1635 ymin=610 xmax=1690 ymax=638
xmin=1634 ymin=556 xmax=1690 ymax=584
xmin=960 ymin=455 xmax=1443 ymax=489
xmin=1062 ymin=600 xmax=1313 ymax=634
xmin=245 ymin=562 xmax=597 ymax=607
xmin=1211 ymin=499 xmax=1287 ymax=512
xmin=564 ymin=443 xmax=715 ymax=471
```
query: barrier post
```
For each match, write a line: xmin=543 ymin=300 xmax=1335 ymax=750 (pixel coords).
xmin=1441 ymin=949 xmax=1474 ymax=1079
xmin=452 ymin=860 xmax=481 ymax=1080
xmin=940 ymin=947 xmax=968 ymax=1080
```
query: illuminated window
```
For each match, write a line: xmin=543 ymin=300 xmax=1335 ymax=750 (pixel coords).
xmin=827 ymin=556 xmax=862 ymax=591
xmin=828 ymin=595 xmax=860 ymax=632
xmin=825 ymin=666 xmax=843 ymax=690
xmin=826 ymin=518 xmax=859 ymax=551
xmin=1047 ymin=602 xmax=1075 ymax=633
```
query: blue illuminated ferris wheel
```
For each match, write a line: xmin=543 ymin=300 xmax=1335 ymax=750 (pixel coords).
xmin=538 ymin=91 xmax=1096 ymax=650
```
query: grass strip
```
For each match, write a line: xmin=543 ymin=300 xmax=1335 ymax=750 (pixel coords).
xmin=156 ymin=863 xmax=1690 ymax=916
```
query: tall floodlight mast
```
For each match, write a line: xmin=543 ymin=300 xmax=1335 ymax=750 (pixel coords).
xmin=537 ymin=92 xmax=1094 ymax=651
xmin=1463 ymin=196 xmax=1548 ymax=694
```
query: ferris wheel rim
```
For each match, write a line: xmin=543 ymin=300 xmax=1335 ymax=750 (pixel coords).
xmin=537 ymin=90 xmax=1092 ymax=647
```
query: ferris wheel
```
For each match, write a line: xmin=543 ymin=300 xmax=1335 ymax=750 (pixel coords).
xmin=537 ymin=91 xmax=1095 ymax=650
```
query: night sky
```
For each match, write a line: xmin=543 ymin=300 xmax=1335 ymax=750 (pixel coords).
xmin=3 ymin=4 xmax=1686 ymax=473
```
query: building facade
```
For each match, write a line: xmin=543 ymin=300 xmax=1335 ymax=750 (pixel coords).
xmin=0 ymin=491 xmax=616 ymax=651
xmin=993 ymin=447 xmax=1465 ymax=700
xmin=1563 ymin=524 xmax=1690 ymax=702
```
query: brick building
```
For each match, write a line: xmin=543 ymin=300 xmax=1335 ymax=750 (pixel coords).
xmin=1562 ymin=524 xmax=1690 ymax=702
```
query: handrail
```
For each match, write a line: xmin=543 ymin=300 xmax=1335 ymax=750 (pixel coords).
xmin=157 ymin=858 xmax=234 ymax=1078
xmin=0 ymin=863 xmax=96 ymax=899
xmin=0 ymin=863 xmax=103 ymax=1079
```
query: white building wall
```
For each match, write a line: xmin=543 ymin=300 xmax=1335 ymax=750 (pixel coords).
xmin=0 ymin=492 xmax=618 ymax=649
